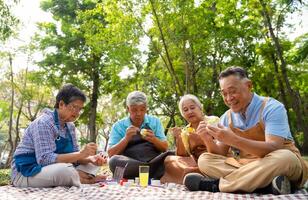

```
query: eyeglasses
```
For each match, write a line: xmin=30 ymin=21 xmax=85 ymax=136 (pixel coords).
xmin=67 ymin=103 xmax=84 ymax=114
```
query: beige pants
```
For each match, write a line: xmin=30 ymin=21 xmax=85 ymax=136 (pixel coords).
xmin=198 ymin=149 xmax=303 ymax=193
xmin=12 ymin=163 xmax=81 ymax=188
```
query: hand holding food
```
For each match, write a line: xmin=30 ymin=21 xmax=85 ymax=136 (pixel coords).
xmin=80 ymin=142 xmax=97 ymax=158
xmin=140 ymin=129 xmax=156 ymax=143
xmin=140 ymin=129 xmax=148 ymax=137
xmin=180 ymin=127 xmax=195 ymax=155
xmin=125 ymin=125 xmax=139 ymax=141
xmin=205 ymin=115 xmax=220 ymax=127
xmin=170 ymin=127 xmax=182 ymax=138
xmin=89 ymin=154 xmax=107 ymax=166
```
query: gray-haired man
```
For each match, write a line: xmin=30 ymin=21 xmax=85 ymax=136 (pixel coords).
xmin=108 ymin=91 xmax=170 ymax=179
xmin=184 ymin=66 xmax=307 ymax=194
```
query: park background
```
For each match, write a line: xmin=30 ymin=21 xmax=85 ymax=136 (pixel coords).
xmin=0 ymin=0 xmax=307 ymax=183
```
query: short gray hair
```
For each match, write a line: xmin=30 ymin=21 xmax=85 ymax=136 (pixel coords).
xmin=219 ymin=66 xmax=249 ymax=80
xmin=126 ymin=91 xmax=147 ymax=106
xmin=178 ymin=94 xmax=203 ymax=116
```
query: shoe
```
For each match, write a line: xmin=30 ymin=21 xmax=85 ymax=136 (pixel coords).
xmin=271 ymin=175 xmax=291 ymax=195
xmin=183 ymin=173 xmax=219 ymax=192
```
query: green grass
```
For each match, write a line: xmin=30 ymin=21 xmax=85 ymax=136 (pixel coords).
xmin=0 ymin=168 xmax=11 ymax=186
xmin=303 ymin=156 xmax=308 ymax=162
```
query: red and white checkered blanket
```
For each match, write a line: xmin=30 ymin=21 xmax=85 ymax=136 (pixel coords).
xmin=0 ymin=184 xmax=307 ymax=200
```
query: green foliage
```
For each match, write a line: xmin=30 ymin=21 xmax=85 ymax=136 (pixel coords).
xmin=295 ymin=132 xmax=304 ymax=146
xmin=0 ymin=0 xmax=307 ymax=153
xmin=0 ymin=0 xmax=19 ymax=41
xmin=166 ymin=129 xmax=176 ymax=150
xmin=126 ymin=0 xmax=265 ymax=126
xmin=78 ymin=136 xmax=91 ymax=146
xmin=0 ymin=169 xmax=10 ymax=186
xmin=36 ymin=0 xmax=143 ymax=141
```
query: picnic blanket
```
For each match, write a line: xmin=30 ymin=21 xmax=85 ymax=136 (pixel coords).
xmin=0 ymin=183 xmax=307 ymax=200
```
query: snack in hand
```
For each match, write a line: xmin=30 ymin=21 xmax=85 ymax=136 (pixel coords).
xmin=205 ymin=115 xmax=220 ymax=126
xmin=140 ymin=129 xmax=148 ymax=137
xmin=186 ymin=127 xmax=195 ymax=134
xmin=180 ymin=127 xmax=195 ymax=155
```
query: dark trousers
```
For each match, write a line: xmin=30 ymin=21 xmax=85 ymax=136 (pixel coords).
xmin=109 ymin=151 xmax=174 ymax=179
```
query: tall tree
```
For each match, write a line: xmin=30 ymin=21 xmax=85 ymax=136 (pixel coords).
xmin=258 ymin=0 xmax=308 ymax=153
xmin=37 ymin=0 xmax=141 ymax=142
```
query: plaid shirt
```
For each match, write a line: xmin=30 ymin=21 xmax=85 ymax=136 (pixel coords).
xmin=11 ymin=108 xmax=79 ymax=181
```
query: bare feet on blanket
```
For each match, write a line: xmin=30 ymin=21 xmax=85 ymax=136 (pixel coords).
xmin=78 ymin=170 xmax=96 ymax=184
xmin=78 ymin=170 xmax=107 ymax=184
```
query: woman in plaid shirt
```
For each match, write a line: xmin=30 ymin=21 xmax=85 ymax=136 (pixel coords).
xmin=11 ymin=84 xmax=107 ymax=187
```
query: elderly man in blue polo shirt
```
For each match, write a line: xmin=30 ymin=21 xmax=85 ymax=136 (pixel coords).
xmin=184 ymin=66 xmax=308 ymax=195
xmin=108 ymin=91 xmax=170 ymax=179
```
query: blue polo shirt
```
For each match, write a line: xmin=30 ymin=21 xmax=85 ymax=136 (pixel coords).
xmin=108 ymin=114 xmax=166 ymax=147
xmin=220 ymin=93 xmax=293 ymax=140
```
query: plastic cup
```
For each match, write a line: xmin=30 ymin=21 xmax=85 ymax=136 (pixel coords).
xmin=139 ymin=165 xmax=149 ymax=187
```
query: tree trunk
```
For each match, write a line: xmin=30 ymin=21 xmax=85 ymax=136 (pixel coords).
xmin=183 ymin=39 xmax=197 ymax=94
xmin=0 ymin=142 xmax=8 ymax=168
xmin=164 ymin=114 xmax=175 ymax=136
xmin=88 ymin=64 xmax=100 ymax=142
xmin=104 ymin=132 xmax=109 ymax=152
xmin=6 ymin=54 xmax=14 ymax=167
xmin=14 ymin=103 xmax=22 ymax=152
xmin=211 ymin=53 xmax=219 ymax=89
xmin=104 ymin=139 xmax=109 ymax=151
xmin=270 ymin=53 xmax=302 ymax=149
xmin=190 ymin=42 xmax=198 ymax=94
xmin=13 ymin=67 xmax=28 ymax=153
xmin=260 ymin=0 xmax=308 ymax=154
xmin=184 ymin=61 xmax=191 ymax=94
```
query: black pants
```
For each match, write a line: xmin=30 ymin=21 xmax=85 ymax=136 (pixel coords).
xmin=109 ymin=151 xmax=174 ymax=179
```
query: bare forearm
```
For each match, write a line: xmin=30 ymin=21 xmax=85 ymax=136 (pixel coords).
xmin=152 ymin=138 xmax=168 ymax=152
xmin=77 ymin=157 xmax=91 ymax=164
xmin=175 ymin=136 xmax=188 ymax=156
xmin=56 ymin=152 xmax=84 ymax=163
xmin=232 ymin=136 xmax=282 ymax=157
xmin=107 ymin=138 xmax=129 ymax=157
xmin=200 ymin=136 xmax=229 ymax=156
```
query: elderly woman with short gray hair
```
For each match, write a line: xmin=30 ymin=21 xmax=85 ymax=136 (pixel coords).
xmin=161 ymin=94 xmax=211 ymax=184
xmin=107 ymin=91 xmax=171 ymax=179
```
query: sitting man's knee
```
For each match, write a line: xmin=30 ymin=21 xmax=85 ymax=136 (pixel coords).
xmin=108 ymin=156 xmax=118 ymax=172
xmin=164 ymin=155 xmax=176 ymax=162
xmin=108 ymin=155 xmax=125 ymax=172
xmin=266 ymin=149 xmax=300 ymax=168
xmin=197 ymin=153 xmax=215 ymax=173
xmin=198 ymin=152 xmax=214 ymax=164
xmin=54 ymin=163 xmax=80 ymax=186
xmin=60 ymin=164 xmax=78 ymax=175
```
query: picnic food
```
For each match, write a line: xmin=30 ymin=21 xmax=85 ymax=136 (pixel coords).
xmin=140 ymin=129 xmax=148 ymax=137
xmin=205 ymin=115 xmax=220 ymax=126
xmin=180 ymin=127 xmax=195 ymax=155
